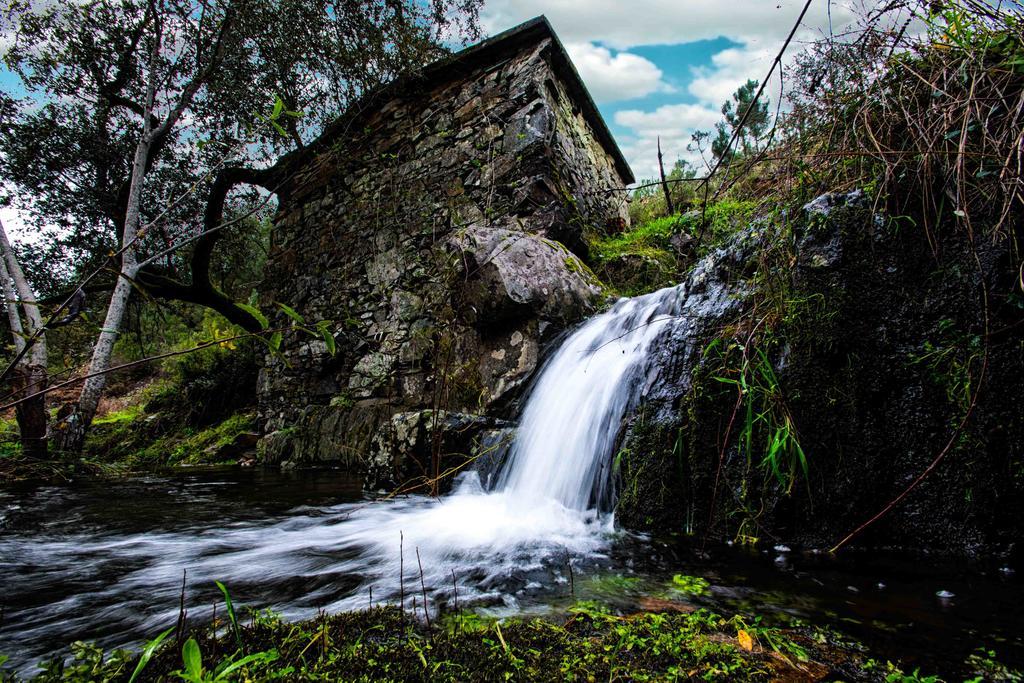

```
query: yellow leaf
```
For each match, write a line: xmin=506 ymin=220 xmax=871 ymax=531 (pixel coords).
xmin=737 ymin=629 xmax=754 ymax=651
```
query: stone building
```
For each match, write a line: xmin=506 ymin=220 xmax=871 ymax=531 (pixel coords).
xmin=258 ymin=16 xmax=634 ymax=490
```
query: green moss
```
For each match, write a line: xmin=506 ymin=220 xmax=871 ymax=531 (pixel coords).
xmin=329 ymin=393 xmax=355 ymax=409
xmin=670 ymin=574 xmax=711 ymax=596
xmin=84 ymin=410 xmax=256 ymax=469
xmin=586 ymin=202 xmax=759 ymax=297
xmin=91 ymin=404 xmax=144 ymax=426
xmin=589 ymin=215 xmax=682 ymax=265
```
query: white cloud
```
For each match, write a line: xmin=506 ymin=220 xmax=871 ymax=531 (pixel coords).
xmin=613 ymin=102 xmax=721 ymax=181
xmin=614 ymin=103 xmax=719 ymax=137
xmin=564 ymin=42 xmax=671 ymax=103
xmin=687 ymin=44 xmax=776 ymax=107
xmin=483 ymin=0 xmax=858 ymax=51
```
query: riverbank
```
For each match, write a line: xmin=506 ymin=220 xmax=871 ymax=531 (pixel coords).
xmin=1 ymin=470 xmax=1021 ymax=681
xmin=9 ymin=602 xmax=1017 ymax=682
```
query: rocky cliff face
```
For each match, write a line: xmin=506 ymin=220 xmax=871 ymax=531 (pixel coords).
xmin=615 ymin=192 xmax=1024 ymax=556
xmin=257 ymin=29 xmax=629 ymax=492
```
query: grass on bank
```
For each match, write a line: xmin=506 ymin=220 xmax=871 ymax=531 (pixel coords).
xmin=0 ymin=603 xmax=887 ymax=682
xmin=6 ymin=593 xmax=1019 ymax=683
xmin=587 ymin=200 xmax=760 ymax=297
xmin=83 ymin=399 xmax=257 ymax=471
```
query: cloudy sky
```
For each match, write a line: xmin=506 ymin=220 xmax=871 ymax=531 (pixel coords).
xmin=479 ymin=0 xmax=861 ymax=180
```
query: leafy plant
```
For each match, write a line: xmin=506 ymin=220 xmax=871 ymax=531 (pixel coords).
xmin=708 ymin=341 xmax=808 ymax=492
xmin=128 ymin=627 xmax=174 ymax=683
xmin=215 ymin=581 xmax=243 ymax=649
xmin=172 ymin=638 xmax=278 ymax=683
xmin=670 ymin=574 xmax=711 ymax=596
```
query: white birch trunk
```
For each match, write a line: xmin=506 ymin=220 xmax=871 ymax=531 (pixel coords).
xmin=55 ymin=134 xmax=151 ymax=453
xmin=55 ymin=20 xmax=214 ymax=453
xmin=0 ymin=219 xmax=44 ymax=363
xmin=0 ymin=217 xmax=49 ymax=456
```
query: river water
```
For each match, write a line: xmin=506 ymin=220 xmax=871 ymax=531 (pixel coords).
xmin=1 ymin=468 xmax=1021 ymax=677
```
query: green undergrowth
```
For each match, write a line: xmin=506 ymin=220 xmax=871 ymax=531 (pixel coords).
xmin=4 ymin=573 xmax=1018 ymax=683
xmin=3 ymin=604 xmax=846 ymax=682
xmin=588 ymin=200 xmax=760 ymax=296
xmin=84 ymin=402 xmax=256 ymax=470
xmin=7 ymin=600 xmax=1008 ymax=682
xmin=80 ymin=330 xmax=260 ymax=471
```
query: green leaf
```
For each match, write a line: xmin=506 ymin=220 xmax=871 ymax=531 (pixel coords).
xmin=322 ymin=329 xmax=336 ymax=355
xmin=182 ymin=638 xmax=203 ymax=680
xmin=317 ymin=322 xmax=336 ymax=356
xmin=215 ymin=651 xmax=279 ymax=681
xmin=237 ymin=303 xmax=268 ymax=330
xmin=129 ymin=627 xmax=174 ymax=683
xmin=271 ymin=120 xmax=288 ymax=137
xmin=270 ymin=331 xmax=283 ymax=353
xmin=272 ymin=96 xmax=284 ymax=119
xmin=276 ymin=302 xmax=305 ymax=325
xmin=215 ymin=581 xmax=242 ymax=649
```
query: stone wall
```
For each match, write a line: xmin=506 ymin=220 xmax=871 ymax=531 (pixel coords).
xmin=257 ymin=30 xmax=631 ymax=491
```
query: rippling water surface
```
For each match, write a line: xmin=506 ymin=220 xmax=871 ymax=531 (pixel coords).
xmin=1 ymin=468 xmax=1023 ymax=676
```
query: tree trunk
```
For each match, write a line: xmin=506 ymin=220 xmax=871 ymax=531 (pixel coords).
xmin=54 ymin=21 xmax=218 ymax=454
xmin=12 ymin=364 xmax=49 ymax=458
xmin=0 ymin=218 xmax=49 ymax=458
xmin=53 ymin=134 xmax=150 ymax=454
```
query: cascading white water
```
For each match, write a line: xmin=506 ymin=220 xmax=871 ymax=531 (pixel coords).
xmin=0 ymin=284 xmax=693 ymax=671
xmin=299 ymin=282 xmax=691 ymax=610
xmin=497 ymin=285 xmax=685 ymax=511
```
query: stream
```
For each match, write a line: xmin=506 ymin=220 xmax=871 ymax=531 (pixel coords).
xmin=3 ymin=284 xmax=1023 ymax=677
xmin=1 ymin=468 xmax=1022 ymax=677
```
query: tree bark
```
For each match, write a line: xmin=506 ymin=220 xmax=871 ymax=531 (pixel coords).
xmin=53 ymin=131 xmax=151 ymax=454
xmin=0 ymin=218 xmax=49 ymax=458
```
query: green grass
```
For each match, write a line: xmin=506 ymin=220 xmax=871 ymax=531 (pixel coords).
xmin=84 ymin=408 xmax=256 ymax=469
xmin=588 ymin=201 xmax=762 ymax=296
xmin=590 ymin=215 xmax=683 ymax=264
xmin=12 ymin=604 xmax=813 ymax=682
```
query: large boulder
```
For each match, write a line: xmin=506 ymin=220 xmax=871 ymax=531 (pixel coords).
xmin=446 ymin=222 xmax=604 ymax=327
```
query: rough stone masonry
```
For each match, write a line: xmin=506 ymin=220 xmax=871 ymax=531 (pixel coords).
xmin=257 ymin=17 xmax=634 ymax=491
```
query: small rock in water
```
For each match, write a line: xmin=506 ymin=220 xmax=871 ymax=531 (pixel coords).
xmin=774 ymin=554 xmax=788 ymax=566
xmin=936 ymin=590 xmax=955 ymax=599
xmin=877 ymin=582 xmax=887 ymax=590
xmin=846 ymin=585 xmax=859 ymax=593
xmin=998 ymin=567 xmax=1014 ymax=576
xmin=773 ymin=544 xmax=791 ymax=553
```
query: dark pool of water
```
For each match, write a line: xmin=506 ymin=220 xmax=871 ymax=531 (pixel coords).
xmin=1 ymin=468 xmax=1020 ymax=678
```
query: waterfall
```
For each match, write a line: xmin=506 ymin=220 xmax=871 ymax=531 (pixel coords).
xmin=1 ymin=284 xmax=697 ymax=665
xmin=290 ymin=283 xmax=693 ymax=611
xmin=497 ymin=285 xmax=685 ymax=510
